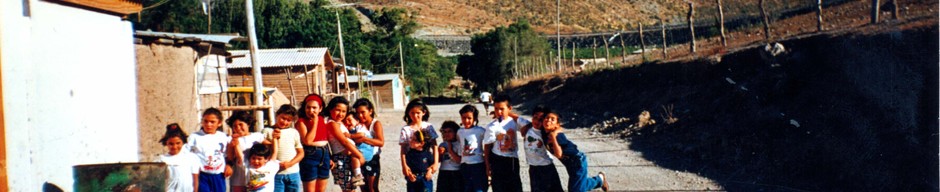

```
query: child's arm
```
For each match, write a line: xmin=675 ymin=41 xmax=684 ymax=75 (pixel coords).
xmin=362 ymin=121 xmax=386 ymax=147
xmin=427 ymin=143 xmax=439 ymax=181
xmin=443 ymin=142 xmax=461 ymax=163
xmin=545 ymin=129 xmax=564 ymax=159
xmin=400 ymin=149 xmax=413 ymax=178
xmin=483 ymin=143 xmax=492 ymax=177
xmin=192 ymin=174 xmax=199 ymax=191
xmin=299 ymin=118 xmax=321 ymax=145
xmin=269 ymin=133 xmax=279 ymax=160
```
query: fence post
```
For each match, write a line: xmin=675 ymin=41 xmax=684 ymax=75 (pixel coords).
xmin=639 ymin=23 xmax=646 ymax=61
xmin=620 ymin=31 xmax=627 ymax=64
xmin=660 ymin=17 xmax=667 ymax=59
xmin=571 ymin=41 xmax=577 ymax=70
xmin=716 ymin=0 xmax=727 ymax=46
xmin=688 ymin=2 xmax=696 ymax=53
xmin=817 ymin=0 xmax=824 ymax=31
xmin=759 ymin=0 xmax=771 ymax=41
xmin=871 ymin=0 xmax=880 ymax=24
xmin=892 ymin=0 xmax=900 ymax=20
xmin=592 ymin=38 xmax=598 ymax=69
xmin=604 ymin=35 xmax=611 ymax=67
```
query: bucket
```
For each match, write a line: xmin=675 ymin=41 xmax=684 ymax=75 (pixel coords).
xmin=73 ymin=162 xmax=166 ymax=192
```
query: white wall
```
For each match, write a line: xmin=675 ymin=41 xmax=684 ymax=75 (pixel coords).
xmin=1 ymin=1 xmax=140 ymax=191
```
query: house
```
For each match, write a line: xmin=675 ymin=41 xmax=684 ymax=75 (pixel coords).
xmin=134 ymin=31 xmax=243 ymax=162
xmin=227 ymin=48 xmax=337 ymax=105
xmin=338 ymin=74 xmax=407 ymax=110
xmin=1 ymin=0 xmax=143 ymax=191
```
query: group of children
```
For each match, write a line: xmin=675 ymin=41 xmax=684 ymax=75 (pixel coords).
xmin=399 ymin=94 xmax=609 ymax=192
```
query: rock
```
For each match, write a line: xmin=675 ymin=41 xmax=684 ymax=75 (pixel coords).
xmin=790 ymin=119 xmax=800 ymax=127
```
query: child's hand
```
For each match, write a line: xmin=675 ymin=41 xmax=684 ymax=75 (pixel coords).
xmin=272 ymin=129 xmax=281 ymax=139
xmin=330 ymin=160 xmax=336 ymax=170
xmin=223 ymin=165 xmax=233 ymax=178
xmin=279 ymin=162 xmax=289 ymax=171
xmin=406 ymin=173 xmax=417 ymax=182
xmin=424 ymin=171 xmax=433 ymax=180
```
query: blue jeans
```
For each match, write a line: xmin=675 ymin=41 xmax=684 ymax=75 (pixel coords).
xmin=274 ymin=173 xmax=301 ymax=192
xmin=560 ymin=153 xmax=603 ymax=192
xmin=407 ymin=172 xmax=434 ymax=192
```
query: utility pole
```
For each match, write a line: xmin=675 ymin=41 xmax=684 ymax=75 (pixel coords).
xmin=660 ymin=17 xmax=667 ymax=59
xmin=556 ymin=0 xmax=562 ymax=72
xmin=399 ymin=41 xmax=405 ymax=79
xmin=688 ymin=2 xmax=696 ymax=53
xmin=336 ymin=11 xmax=350 ymax=98
xmin=245 ymin=0 xmax=265 ymax=129
xmin=716 ymin=0 xmax=727 ymax=46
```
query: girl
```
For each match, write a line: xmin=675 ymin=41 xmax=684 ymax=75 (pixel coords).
xmin=187 ymin=108 xmax=230 ymax=192
xmin=228 ymin=111 xmax=267 ymax=192
xmin=457 ymin=105 xmax=488 ymax=192
xmin=437 ymin=121 xmax=463 ymax=192
xmin=519 ymin=105 xmax=564 ymax=192
xmin=352 ymin=98 xmax=385 ymax=192
xmin=296 ymin=94 xmax=331 ymax=192
xmin=405 ymin=130 xmax=434 ymax=192
xmin=399 ymin=99 xmax=439 ymax=191
xmin=324 ymin=96 xmax=366 ymax=191
xmin=159 ymin=123 xmax=200 ymax=192
xmin=542 ymin=111 xmax=609 ymax=192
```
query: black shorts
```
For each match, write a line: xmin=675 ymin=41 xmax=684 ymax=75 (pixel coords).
xmin=362 ymin=155 xmax=381 ymax=177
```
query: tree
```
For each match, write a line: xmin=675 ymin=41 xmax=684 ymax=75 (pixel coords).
xmin=458 ymin=20 xmax=550 ymax=92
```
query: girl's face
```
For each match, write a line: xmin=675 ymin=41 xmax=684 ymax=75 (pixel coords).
xmin=232 ymin=120 xmax=250 ymax=136
xmin=408 ymin=107 xmax=425 ymax=125
xmin=356 ymin=106 xmax=373 ymax=122
xmin=343 ymin=114 xmax=358 ymax=128
xmin=305 ymin=101 xmax=322 ymax=118
xmin=275 ymin=114 xmax=294 ymax=129
xmin=249 ymin=155 xmax=268 ymax=168
xmin=165 ymin=136 xmax=184 ymax=155
xmin=202 ymin=114 xmax=221 ymax=134
xmin=543 ymin=113 xmax=560 ymax=131
xmin=442 ymin=128 xmax=457 ymax=142
xmin=409 ymin=139 xmax=425 ymax=151
xmin=531 ymin=112 xmax=545 ymax=129
xmin=330 ymin=104 xmax=348 ymax=122
xmin=460 ymin=112 xmax=475 ymax=128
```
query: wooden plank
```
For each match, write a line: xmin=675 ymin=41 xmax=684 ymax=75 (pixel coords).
xmin=219 ymin=105 xmax=272 ymax=111
xmin=50 ymin=0 xmax=142 ymax=15
xmin=0 ymin=26 xmax=7 ymax=191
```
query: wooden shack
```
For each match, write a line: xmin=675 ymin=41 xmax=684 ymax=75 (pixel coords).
xmin=227 ymin=48 xmax=337 ymax=105
xmin=338 ymin=74 xmax=407 ymax=110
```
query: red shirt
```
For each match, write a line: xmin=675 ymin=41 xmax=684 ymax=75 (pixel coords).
xmin=301 ymin=116 xmax=330 ymax=142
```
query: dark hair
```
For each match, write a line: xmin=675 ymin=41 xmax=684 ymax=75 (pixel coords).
xmin=159 ymin=123 xmax=188 ymax=145
xmin=202 ymin=108 xmax=224 ymax=132
xmin=410 ymin=129 xmax=434 ymax=151
xmin=247 ymin=143 xmax=272 ymax=158
xmin=441 ymin=120 xmax=460 ymax=132
xmin=493 ymin=93 xmax=511 ymax=104
xmin=458 ymin=104 xmax=479 ymax=126
xmin=533 ymin=105 xmax=551 ymax=115
xmin=298 ymin=94 xmax=325 ymax=119
xmin=321 ymin=96 xmax=350 ymax=117
xmin=352 ymin=98 xmax=376 ymax=118
xmin=226 ymin=110 xmax=257 ymax=132
xmin=403 ymin=99 xmax=430 ymax=124
xmin=275 ymin=104 xmax=297 ymax=117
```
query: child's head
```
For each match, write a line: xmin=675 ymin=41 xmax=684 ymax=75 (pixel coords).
xmin=353 ymin=98 xmax=375 ymax=122
xmin=440 ymin=121 xmax=460 ymax=142
xmin=542 ymin=111 xmax=561 ymax=131
xmin=458 ymin=104 xmax=479 ymax=128
xmin=159 ymin=123 xmax=188 ymax=155
xmin=274 ymin=104 xmax=297 ymax=129
xmin=247 ymin=143 xmax=273 ymax=168
xmin=403 ymin=99 xmax=429 ymax=125
xmin=227 ymin=110 xmax=256 ymax=136
xmin=409 ymin=130 xmax=429 ymax=151
xmin=323 ymin=96 xmax=350 ymax=122
xmin=343 ymin=110 xmax=359 ymax=128
xmin=299 ymin=94 xmax=325 ymax=119
xmin=531 ymin=105 xmax=550 ymax=129
xmin=201 ymin=108 xmax=223 ymax=133
xmin=492 ymin=94 xmax=512 ymax=118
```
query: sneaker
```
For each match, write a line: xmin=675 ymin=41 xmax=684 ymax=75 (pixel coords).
xmin=351 ymin=174 xmax=365 ymax=186
xmin=599 ymin=171 xmax=609 ymax=192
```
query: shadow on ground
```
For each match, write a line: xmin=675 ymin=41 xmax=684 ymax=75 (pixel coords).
xmin=509 ymin=26 xmax=939 ymax=191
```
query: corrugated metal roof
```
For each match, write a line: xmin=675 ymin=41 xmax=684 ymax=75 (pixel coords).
xmin=228 ymin=48 xmax=334 ymax=69
xmin=134 ymin=31 xmax=243 ymax=44
xmin=338 ymin=73 xmax=401 ymax=83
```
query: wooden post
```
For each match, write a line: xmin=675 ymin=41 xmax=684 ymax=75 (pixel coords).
xmin=892 ymin=0 xmax=900 ymax=20
xmin=304 ymin=65 xmax=311 ymax=94
xmin=245 ymin=0 xmax=265 ymax=128
xmin=571 ymin=41 xmax=577 ymax=70
xmin=336 ymin=11 xmax=351 ymax=98
xmin=560 ymin=41 xmax=565 ymax=71
xmin=286 ymin=67 xmax=296 ymax=106
xmin=660 ymin=17 xmax=667 ymax=59
xmin=603 ymin=35 xmax=611 ymax=67
xmin=639 ymin=23 xmax=646 ymax=59
xmin=871 ymin=0 xmax=880 ymax=24
xmin=759 ymin=0 xmax=771 ymax=40
xmin=0 ymin=39 xmax=8 ymax=192
xmin=556 ymin=0 xmax=562 ymax=72
xmin=548 ymin=51 xmax=554 ymax=73
xmin=592 ymin=38 xmax=598 ymax=69
xmin=688 ymin=2 xmax=696 ymax=53
xmin=356 ymin=62 xmax=363 ymax=98
xmin=716 ymin=0 xmax=727 ymax=46
xmin=620 ymin=32 xmax=627 ymax=64
xmin=817 ymin=0 xmax=824 ymax=32
xmin=512 ymin=37 xmax=518 ymax=79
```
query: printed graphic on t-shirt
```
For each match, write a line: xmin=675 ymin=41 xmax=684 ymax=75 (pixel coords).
xmin=248 ymin=165 xmax=273 ymax=191
xmin=204 ymin=143 xmax=225 ymax=171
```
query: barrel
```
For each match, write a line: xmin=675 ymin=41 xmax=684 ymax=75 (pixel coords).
xmin=73 ymin=162 xmax=166 ymax=192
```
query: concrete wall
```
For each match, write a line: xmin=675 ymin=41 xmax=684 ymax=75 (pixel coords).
xmin=135 ymin=44 xmax=200 ymax=162
xmin=1 ymin=1 xmax=140 ymax=191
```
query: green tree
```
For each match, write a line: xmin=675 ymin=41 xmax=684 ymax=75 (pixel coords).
xmin=458 ymin=20 xmax=550 ymax=92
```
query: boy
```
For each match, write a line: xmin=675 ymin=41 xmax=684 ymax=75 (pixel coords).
xmin=482 ymin=94 xmax=530 ymax=192
xmin=406 ymin=130 xmax=434 ymax=192
xmin=187 ymin=108 xmax=231 ymax=192
xmin=244 ymin=141 xmax=280 ymax=192
xmin=262 ymin=105 xmax=305 ymax=192
xmin=457 ymin=105 xmax=488 ymax=192
xmin=519 ymin=105 xmax=564 ymax=192
xmin=437 ymin=121 xmax=463 ymax=192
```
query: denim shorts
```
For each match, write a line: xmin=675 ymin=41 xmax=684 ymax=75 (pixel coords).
xmin=300 ymin=146 xmax=331 ymax=181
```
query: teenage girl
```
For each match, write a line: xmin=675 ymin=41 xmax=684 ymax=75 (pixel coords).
xmin=399 ymin=99 xmax=439 ymax=190
xmin=296 ymin=94 xmax=331 ymax=192
xmin=352 ymin=98 xmax=385 ymax=192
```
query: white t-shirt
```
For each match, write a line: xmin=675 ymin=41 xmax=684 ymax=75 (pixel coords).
xmin=160 ymin=152 xmax=199 ymax=192
xmin=483 ymin=117 xmax=530 ymax=158
xmin=480 ymin=92 xmax=492 ymax=103
xmin=247 ymin=160 xmax=280 ymax=192
xmin=456 ymin=126 xmax=486 ymax=164
xmin=263 ymin=127 xmax=303 ymax=174
xmin=326 ymin=118 xmax=354 ymax=154
xmin=399 ymin=122 xmax=439 ymax=146
xmin=186 ymin=130 xmax=229 ymax=174
xmin=232 ymin=132 xmax=266 ymax=186
xmin=439 ymin=141 xmax=461 ymax=171
xmin=524 ymin=128 xmax=554 ymax=166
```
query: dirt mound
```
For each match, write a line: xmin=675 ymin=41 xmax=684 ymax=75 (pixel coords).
xmin=507 ymin=26 xmax=939 ymax=190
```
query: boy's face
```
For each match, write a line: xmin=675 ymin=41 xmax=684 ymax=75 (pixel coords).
xmin=343 ymin=114 xmax=358 ymax=128
xmin=330 ymin=104 xmax=348 ymax=122
xmin=543 ymin=113 xmax=560 ymax=131
xmin=409 ymin=139 xmax=425 ymax=151
xmin=305 ymin=101 xmax=322 ymax=117
xmin=442 ymin=128 xmax=456 ymax=141
xmin=493 ymin=101 xmax=511 ymax=119
xmin=165 ymin=137 xmax=183 ymax=155
xmin=408 ymin=107 xmax=425 ymax=124
xmin=531 ymin=112 xmax=545 ymax=129
xmin=232 ymin=120 xmax=250 ymax=136
xmin=249 ymin=155 xmax=268 ymax=168
xmin=356 ymin=106 xmax=372 ymax=121
xmin=202 ymin=114 xmax=221 ymax=134
xmin=275 ymin=114 xmax=294 ymax=129
xmin=460 ymin=112 xmax=475 ymax=128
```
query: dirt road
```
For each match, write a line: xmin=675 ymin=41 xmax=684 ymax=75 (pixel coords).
xmin=320 ymin=102 xmax=721 ymax=191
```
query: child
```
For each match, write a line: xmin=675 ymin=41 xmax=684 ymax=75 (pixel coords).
xmin=399 ymin=99 xmax=439 ymax=190
xmin=261 ymin=105 xmax=305 ymax=192
xmin=352 ymin=98 xmax=385 ymax=192
xmin=159 ymin=123 xmax=200 ymax=192
xmin=542 ymin=111 xmax=609 ymax=192
xmin=437 ymin=121 xmax=463 ymax=192
xmin=187 ymin=108 xmax=230 ymax=192
xmin=519 ymin=105 xmax=564 ymax=192
xmin=405 ymin=130 xmax=435 ymax=192
xmin=457 ymin=105 xmax=488 ymax=192
xmin=323 ymin=96 xmax=366 ymax=191
xmin=228 ymin=110 xmax=267 ymax=192
xmin=243 ymin=141 xmax=280 ymax=192
xmin=482 ymin=94 xmax=529 ymax=192
xmin=296 ymin=94 xmax=331 ymax=192
xmin=344 ymin=111 xmax=376 ymax=164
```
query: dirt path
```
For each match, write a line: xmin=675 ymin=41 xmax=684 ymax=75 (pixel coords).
xmin=323 ymin=102 xmax=722 ymax=191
